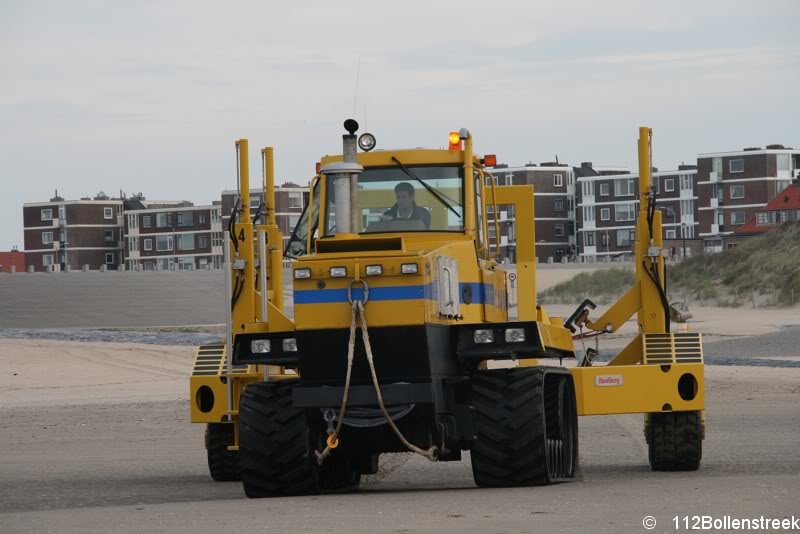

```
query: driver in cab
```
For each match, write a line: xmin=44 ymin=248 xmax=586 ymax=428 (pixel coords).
xmin=380 ymin=182 xmax=431 ymax=230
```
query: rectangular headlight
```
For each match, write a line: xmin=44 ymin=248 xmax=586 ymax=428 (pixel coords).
xmin=365 ymin=264 xmax=383 ymax=276
xmin=251 ymin=339 xmax=271 ymax=353
xmin=330 ymin=266 xmax=347 ymax=278
xmin=474 ymin=329 xmax=494 ymax=344
xmin=401 ymin=263 xmax=418 ymax=274
xmin=505 ymin=328 xmax=526 ymax=343
xmin=282 ymin=338 xmax=298 ymax=352
xmin=293 ymin=268 xmax=311 ymax=279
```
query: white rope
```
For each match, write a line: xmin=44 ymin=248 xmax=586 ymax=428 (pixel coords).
xmin=354 ymin=300 xmax=438 ymax=461
xmin=315 ymin=299 xmax=438 ymax=465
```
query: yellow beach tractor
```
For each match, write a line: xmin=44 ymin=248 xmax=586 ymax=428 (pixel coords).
xmin=189 ymin=121 xmax=704 ymax=496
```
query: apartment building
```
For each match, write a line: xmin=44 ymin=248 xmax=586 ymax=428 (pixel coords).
xmin=576 ymin=165 xmax=699 ymax=261
xmin=122 ymin=202 xmax=224 ymax=271
xmin=220 ymin=183 xmax=309 ymax=254
xmin=697 ymin=145 xmax=799 ymax=253
xmin=22 ymin=192 xmax=124 ymax=272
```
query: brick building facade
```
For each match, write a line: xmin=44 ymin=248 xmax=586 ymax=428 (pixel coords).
xmin=697 ymin=146 xmax=799 ymax=252
xmin=122 ymin=203 xmax=223 ymax=271
xmin=576 ymin=165 xmax=700 ymax=261
xmin=22 ymin=193 xmax=124 ymax=272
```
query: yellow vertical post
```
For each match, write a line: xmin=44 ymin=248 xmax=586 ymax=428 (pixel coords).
xmin=463 ymin=132 xmax=475 ymax=240
xmin=635 ymin=127 xmax=666 ymax=333
xmin=233 ymin=139 xmax=255 ymax=328
xmin=262 ymin=147 xmax=284 ymax=313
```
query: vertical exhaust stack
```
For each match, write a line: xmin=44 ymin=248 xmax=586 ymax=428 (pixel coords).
xmin=321 ymin=119 xmax=363 ymax=236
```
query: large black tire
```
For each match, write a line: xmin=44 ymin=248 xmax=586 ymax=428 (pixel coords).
xmin=470 ymin=368 xmax=578 ymax=488
xmin=647 ymin=411 xmax=702 ymax=471
xmin=239 ymin=380 xmax=318 ymax=497
xmin=205 ymin=423 xmax=241 ymax=482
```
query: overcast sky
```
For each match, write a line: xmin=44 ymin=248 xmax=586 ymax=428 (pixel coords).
xmin=1 ymin=1 xmax=798 ymax=249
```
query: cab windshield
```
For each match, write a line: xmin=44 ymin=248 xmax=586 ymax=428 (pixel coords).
xmin=324 ymin=165 xmax=464 ymax=235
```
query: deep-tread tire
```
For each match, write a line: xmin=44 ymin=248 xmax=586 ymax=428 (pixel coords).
xmin=470 ymin=368 xmax=577 ymax=487
xmin=648 ymin=411 xmax=702 ymax=471
xmin=205 ymin=423 xmax=241 ymax=481
xmin=239 ymin=380 xmax=318 ymax=497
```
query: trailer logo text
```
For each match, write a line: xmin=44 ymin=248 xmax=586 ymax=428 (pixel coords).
xmin=595 ymin=375 xmax=624 ymax=387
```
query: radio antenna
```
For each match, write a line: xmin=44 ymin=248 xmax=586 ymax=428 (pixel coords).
xmin=352 ymin=56 xmax=361 ymax=118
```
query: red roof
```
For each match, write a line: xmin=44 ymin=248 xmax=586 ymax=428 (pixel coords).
xmin=735 ymin=183 xmax=800 ymax=234
xmin=0 ymin=251 xmax=26 ymax=272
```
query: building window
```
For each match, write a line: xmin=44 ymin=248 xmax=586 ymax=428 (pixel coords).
xmin=553 ymin=174 xmax=563 ymax=187
xmin=198 ymin=235 xmax=208 ymax=248
xmin=156 ymin=213 xmax=170 ymax=228
xmin=177 ymin=212 xmax=194 ymax=227
xmin=599 ymin=183 xmax=609 ymax=196
xmin=600 ymin=207 xmax=610 ymax=221
xmin=601 ymin=232 xmax=609 ymax=246
xmin=730 ymin=211 xmax=745 ymax=225
xmin=555 ymin=224 xmax=564 ymax=237
xmin=128 ymin=237 xmax=139 ymax=251
xmin=127 ymin=214 xmax=138 ymax=229
xmin=581 ymin=181 xmax=594 ymax=197
xmin=680 ymin=174 xmax=693 ymax=191
xmin=615 ymin=203 xmax=636 ymax=222
xmin=730 ymin=185 xmax=744 ymax=199
xmin=143 ymin=215 xmax=152 ymax=228
xmin=664 ymin=179 xmax=674 ymax=192
xmin=212 ymin=232 xmax=223 ymax=247
xmin=41 ymin=208 xmax=53 ymax=221
xmin=288 ymin=192 xmax=302 ymax=208
xmin=614 ymin=178 xmax=636 ymax=197
xmin=777 ymin=154 xmax=791 ymax=172
xmin=582 ymin=206 xmax=595 ymax=222
xmin=585 ymin=232 xmax=595 ymax=246
xmin=42 ymin=231 xmax=53 ymax=245
xmin=156 ymin=235 xmax=173 ymax=251
xmin=104 ymin=207 xmax=114 ymax=219
xmin=250 ymin=197 xmax=261 ymax=209
xmin=144 ymin=238 xmax=153 ymax=251
xmin=756 ymin=212 xmax=768 ymax=226
xmin=616 ymin=229 xmax=635 ymax=247
xmin=42 ymin=254 xmax=54 ymax=266
xmin=104 ymin=229 xmax=114 ymax=242
xmin=211 ymin=209 xmax=221 ymax=223
xmin=177 ymin=233 xmax=194 ymax=251
xmin=729 ymin=159 xmax=744 ymax=173
xmin=105 ymin=253 xmax=114 ymax=264
xmin=554 ymin=198 xmax=564 ymax=211
xmin=198 ymin=212 xmax=208 ymax=225
xmin=666 ymin=229 xmax=677 ymax=239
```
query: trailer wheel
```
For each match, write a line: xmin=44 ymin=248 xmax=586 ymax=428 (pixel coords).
xmin=205 ymin=423 xmax=241 ymax=481
xmin=470 ymin=368 xmax=578 ymax=488
xmin=239 ymin=380 xmax=318 ymax=497
xmin=647 ymin=411 xmax=702 ymax=471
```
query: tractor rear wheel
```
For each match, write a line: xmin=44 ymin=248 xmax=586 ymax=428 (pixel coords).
xmin=239 ymin=380 xmax=318 ymax=497
xmin=470 ymin=367 xmax=578 ymax=488
xmin=647 ymin=411 xmax=702 ymax=471
xmin=205 ymin=423 xmax=241 ymax=481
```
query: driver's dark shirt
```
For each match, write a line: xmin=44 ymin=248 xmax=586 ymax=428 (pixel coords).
xmin=382 ymin=203 xmax=431 ymax=229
